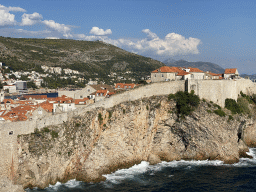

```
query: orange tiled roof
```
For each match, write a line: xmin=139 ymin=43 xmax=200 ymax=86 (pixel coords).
xmin=74 ymin=98 xmax=89 ymax=105
xmin=96 ymin=89 xmax=108 ymax=96
xmin=47 ymin=95 xmax=73 ymax=103
xmin=224 ymin=68 xmax=237 ymax=74
xmin=39 ymin=102 xmax=53 ymax=112
xmin=152 ymin=66 xmax=183 ymax=73
xmin=176 ymin=70 xmax=190 ymax=76
xmin=115 ymin=83 xmax=136 ymax=89
xmin=23 ymin=95 xmax=47 ymax=100
xmin=107 ymin=92 xmax=115 ymax=96
xmin=208 ymin=72 xmax=220 ymax=76
xmin=188 ymin=67 xmax=204 ymax=73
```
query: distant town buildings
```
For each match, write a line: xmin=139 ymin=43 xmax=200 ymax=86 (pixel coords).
xmin=151 ymin=66 xmax=238 ymax=83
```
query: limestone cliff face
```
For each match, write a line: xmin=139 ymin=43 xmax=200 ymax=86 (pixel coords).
xmin=14 ymin=96 xmax=253 ymax=189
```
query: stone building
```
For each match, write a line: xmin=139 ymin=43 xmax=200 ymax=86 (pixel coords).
xmin=151 ymin=66 xmax=183 ymax=82
xmin=224 ymin=68 xmax=239 ymax=79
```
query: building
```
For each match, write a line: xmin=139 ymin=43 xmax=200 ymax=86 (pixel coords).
xmin=3 ymin=85 xmax=16 ymax=93
xmin=187 ymin=67 xmax=205 ymax=80
xmin=224 ymin=68 xmax=239 ymax=79
xmin=151 ymin=66 xmax=183 ymax=82
xmin=115 ymin=83 xmax=136 ymax=90
xmin=16 ymin=81 xmax=27 ymax=90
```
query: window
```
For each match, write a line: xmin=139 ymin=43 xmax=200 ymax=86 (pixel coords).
xmin=87 ymin=89 xmax=90 ymax=92
xmin=162 ymin=74 xmax=164 ymax=77
xmin=80 ymin=95 xmax=83 ymax=98
xmin=9 ymin=131 xmax=13 ymax=135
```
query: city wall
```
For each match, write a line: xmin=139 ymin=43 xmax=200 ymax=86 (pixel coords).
xmin=188 ymin=79 xmax=256 ymax=107
xmin=1 ymin=79 xmax=256 ymax=179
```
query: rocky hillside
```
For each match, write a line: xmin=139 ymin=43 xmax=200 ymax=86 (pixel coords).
xmin=164 ymin=59 xmax=225 ymax=74
xmin=0 ymin=36 xmax=164 ymax=81
xmin=12 ymin=95 xmax=256 ymax=189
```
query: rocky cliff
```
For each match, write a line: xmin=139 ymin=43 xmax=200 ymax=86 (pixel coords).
xmin=11 ymin=95 xmax=256 ymax=189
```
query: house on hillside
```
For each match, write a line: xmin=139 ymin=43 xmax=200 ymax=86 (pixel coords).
xmin=224 ymin=68 xmax=239 ymax=79
xmin=71 ymin=84 xmax=115 ymax=100
xmin=151 ymin=66 xmax=183 ymax=82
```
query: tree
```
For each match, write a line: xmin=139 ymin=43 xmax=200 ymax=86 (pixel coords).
xmin=27 ymin=81 xmax=37 ymax=89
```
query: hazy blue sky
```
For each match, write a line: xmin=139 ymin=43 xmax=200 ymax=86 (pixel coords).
xmin=0 ymin=0 xmax=256 ymax=74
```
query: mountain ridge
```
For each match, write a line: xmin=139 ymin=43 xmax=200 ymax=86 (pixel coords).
xmin=0 ymin=37 xmax=164 ymax=82
xmin=163 ymin=59 xmax=225 ymax=74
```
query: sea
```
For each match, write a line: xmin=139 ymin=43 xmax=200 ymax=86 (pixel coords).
xmin=25 ymin=148 xmax=256 ymax=192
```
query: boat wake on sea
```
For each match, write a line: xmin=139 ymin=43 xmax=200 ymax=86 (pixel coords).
xmin=26 ymin=148 xmax=256 ymax=192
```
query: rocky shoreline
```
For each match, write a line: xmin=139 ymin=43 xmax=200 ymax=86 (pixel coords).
xmin=6 ymin=95 xmax=256 ymax=189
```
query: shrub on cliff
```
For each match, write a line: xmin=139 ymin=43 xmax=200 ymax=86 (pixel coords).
xmin=169 ymin=91 xmax=200 ymax=118
xmin=225 ymin=97 xmax=250 ymax=114
xmin=214 ymin=109 xmax=226 ymax=117
xmin=225 ymin=98 xmax=242 ymax=114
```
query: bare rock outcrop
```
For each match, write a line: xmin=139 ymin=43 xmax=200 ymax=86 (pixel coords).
xmin=0 ymin=177 xmax=24 ymax=192
xmin=11 ymin=96 xmax=255 ymax=189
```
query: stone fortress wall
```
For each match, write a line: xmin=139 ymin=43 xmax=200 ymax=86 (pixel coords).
xmin=1 ymin=79 xmax=256 ymax=179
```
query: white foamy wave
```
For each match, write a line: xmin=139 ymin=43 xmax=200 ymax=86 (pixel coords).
xmin=103 ymin=159 xmax=224 ymax=184
xmin=48 ymin=181 xmax=62 ymax=190
xmin=103 ymin=161 xmax=150 ymax=184
xmin=45 ymin=179 xmax=81 ymax=190
xmin=64 ymin=179 xmax=82 ymax=188
xmin=233 ymin=148 xmax=256 ymax=167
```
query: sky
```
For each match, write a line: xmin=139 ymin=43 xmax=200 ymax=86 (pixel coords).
xmin=0 ymin=0 xmax=256 ymax=74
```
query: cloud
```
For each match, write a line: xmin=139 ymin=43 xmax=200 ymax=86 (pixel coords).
xmin=103 ymin=29 xmax=201 ymax=58
xmin=42 ymin=20 xmax=72 ymax=38
xmin=89 ymin=27 xmax=112 ymax=36
xmin=0 ymin=10 xmax=16 ymax=27
xmin=73 ymin=29 xmax=201 ymax=59
xmin=21 ymin=12 xmax=43 ymax=26
xmin=0 ymin=4 xmax=26 ymax=12
xmin=45 ymin=37 xmax=60 ymax=39
xmin=0 ymin=4 xmax=25 ymax=27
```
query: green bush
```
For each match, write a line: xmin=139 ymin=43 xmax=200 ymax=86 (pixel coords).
xmin=207 ymin=110 xmax=212 ymax=113
xmin=237 ymin=97 xmax=250 ymax=115
xmin=51 ymin=130 xmax=58 ymax=139
xmin=168 ymin=91 xmax=200 ymax=118
xmin=108 ymin=111 xmax=112 ymax=119
xmin=43 ymin=127 xmax=50 ymax=132
xmin=98 ymin=113 xmax=103 ymax=124
xmin=213 ymin=104 xmax=221 ymax=110
xmin=240 ymin=91 xmax=254 ymax=104
xmin=214 ymin=109 xmax=226 ymax=117
xmin=225 ymin=98 xmax=248 ymax=114
xmin=228 ymin=115 xmax=234 ymax=121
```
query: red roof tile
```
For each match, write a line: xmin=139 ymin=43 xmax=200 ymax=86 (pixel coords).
xmin=152 ymin=66 xmax=183 ymax=73
xmin=176 ymin=70 xmax=190 ymax=76
xmin=224 ymin=68 xmax=237 ymax=74
xmin=188 ymin=67 xmax=204 ymax=73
